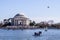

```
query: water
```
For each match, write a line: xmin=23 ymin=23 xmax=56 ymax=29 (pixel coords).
xmin=0 ymin=29 xmax=60 ymax=40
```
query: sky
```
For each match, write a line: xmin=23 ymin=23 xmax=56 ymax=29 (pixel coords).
xmin=0 ymin=0 xmax=60 ymax=23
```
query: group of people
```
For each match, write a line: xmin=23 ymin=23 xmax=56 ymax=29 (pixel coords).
xmin=34 ymin=31 xmax=42 ymax=36
xmin=33 ymin=29 xmax=47 ymax=36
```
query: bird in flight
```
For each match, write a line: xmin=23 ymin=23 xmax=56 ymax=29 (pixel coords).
xmin=47 ymin=6 xmax=50 ymax=8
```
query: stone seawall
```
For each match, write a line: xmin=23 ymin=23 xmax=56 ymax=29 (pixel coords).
xmin=6 ymin=26 xmax=39 ymax=29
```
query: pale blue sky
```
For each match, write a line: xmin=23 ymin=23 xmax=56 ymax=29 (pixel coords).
xmin=0 ymin=0 xmax=60 ymax=23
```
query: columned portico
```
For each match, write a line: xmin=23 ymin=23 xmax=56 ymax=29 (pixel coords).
xmin=11 ymin=13 xmax=30 ymax=26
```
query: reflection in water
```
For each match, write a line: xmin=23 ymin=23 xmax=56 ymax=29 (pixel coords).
xmin=0 ymin=29 xmax=60 ymax=40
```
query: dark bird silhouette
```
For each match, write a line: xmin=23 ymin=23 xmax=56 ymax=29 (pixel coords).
xmin=47 ymin=6 xmax=50 ymax=8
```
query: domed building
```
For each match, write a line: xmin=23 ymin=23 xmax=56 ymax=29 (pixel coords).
xmin=4 ymin=13 xmax=31 ymax=27
xmin=10 ymin=13 xmax=31 ymax=26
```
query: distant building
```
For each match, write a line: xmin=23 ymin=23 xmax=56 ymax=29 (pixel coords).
xmin=4 ymin=13 xmax=31 ymax=26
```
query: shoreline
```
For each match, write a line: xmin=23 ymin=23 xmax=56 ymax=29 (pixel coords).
xmin=0 ymin=27 xmax=59 ymax=30
xmin=0 ymin=26 xmax=59 ymax=30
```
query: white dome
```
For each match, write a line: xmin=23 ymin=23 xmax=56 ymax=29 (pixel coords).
xmin=14 ymin=12 xmax=28 ymax=19
xmin=20 ymin=12 xmax=27 ymax=17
